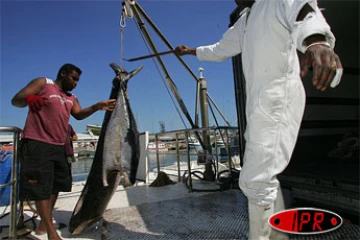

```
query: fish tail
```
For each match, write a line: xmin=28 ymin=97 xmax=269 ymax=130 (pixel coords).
xmin=102 ymin=169 xmax=109 ymax=187
xmin=122 ymin=172 xmax=132 ymax=188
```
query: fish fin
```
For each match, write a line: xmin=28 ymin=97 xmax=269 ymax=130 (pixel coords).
xmin=73 ymin=198 xmax=84 ymax=216
xmin=109 ymin=63 xmax=143 ymax=81
xmin=121 ymin=172 xmax=133 ymax=188
xmin=103 ymin=179 xmax=109 ymax=187
xmin=102 ymin=172 xmax=109 ymax=187
xmin=109 ymin=63 xmax=124 ymax=75
xmin=126 ymin=65 xmax=143 ymax=81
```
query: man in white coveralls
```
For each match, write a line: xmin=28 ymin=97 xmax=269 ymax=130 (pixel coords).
xmin=176 ymin=0 xmax=342 ymax=239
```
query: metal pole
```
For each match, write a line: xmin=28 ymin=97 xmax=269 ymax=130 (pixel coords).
xmin=155 ymin=134 xmax=160 ymax=172
xmin=226 ymin=128 xmax=232 ymax=170
xmin=176 ymin=133 xmax=181 ymax=181
xmin=135 ymin=2 xmax=221 ymax=112
xmin=215 ymin=129 xmax=219 ymax=172
xmin=195 ymin=81 xmax=200 ymax=127
xmin=133 ymin=2 xmax=199 ymax=82
xmin=133 ymin=1 xmax=222 ymax=113
xmin=0 ymin=126 xmax=22 ymax=239
xmin=198 ymin=69 xmax=215 ymax=181
xmin=207 ymin=93 xmax=232 ymax=127
xmin=10 ymin=130 xmax=20 ymax=239
xmin=229 ymin=6 xmax=247 ymax=165
xmin=185 ymin=131 xmax=193 ymax=192
xmin=130 ymin=3 xmax=206 ymax=149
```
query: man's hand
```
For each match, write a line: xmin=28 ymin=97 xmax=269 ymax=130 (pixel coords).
xmin=96 ymin=99 xmax=116 ymax=111
xmin=300 ymin=44 xmax=342 ymax=91
xmin=175 ymin=45 xmax=197 ymax=56
xmin=25 ymin=95 xmax=47 ymax=112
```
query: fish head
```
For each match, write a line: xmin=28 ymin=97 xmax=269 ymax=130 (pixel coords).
xmin=109 ymin=63 xmax=143 ymax=93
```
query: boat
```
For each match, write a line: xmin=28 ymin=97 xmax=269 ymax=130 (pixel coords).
xmin=187 ymin=136 xmax=202 ymax=150
xmin=1 ymin=143 xmax=13 ymax=152
xmin=73 ymin=142 xmax=96 ymax=158
xmin=76 ymin=149 xmax=95 ymax=158
xmin=211 ymin=135 xmax=241 ymax=163
xmin=212 ymin=139 xmax=226 ymax=148
xmin=148 ymin=141 xmax=168 ymax=151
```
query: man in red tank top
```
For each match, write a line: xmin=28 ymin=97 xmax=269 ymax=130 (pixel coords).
xmin=11 ymin=63 xmax=116 ymax=240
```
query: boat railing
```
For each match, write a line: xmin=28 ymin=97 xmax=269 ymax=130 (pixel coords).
xmin=0 ymin=126 xmax=22 ymax=239
xmin=0 ymin=125 xmax=240 ymax=238
xmin=146 ymin=126 xmax=241 ymax=191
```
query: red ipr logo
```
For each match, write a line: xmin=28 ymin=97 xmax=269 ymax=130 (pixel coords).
xmin=269 ymin=208 xmax=343 ymax=234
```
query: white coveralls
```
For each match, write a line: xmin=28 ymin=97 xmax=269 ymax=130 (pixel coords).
xmin=196 ymin=0 xmax=335 ymax=239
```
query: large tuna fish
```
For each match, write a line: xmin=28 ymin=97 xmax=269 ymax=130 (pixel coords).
xmin=69 ymin=63 xmax=143 ymax=234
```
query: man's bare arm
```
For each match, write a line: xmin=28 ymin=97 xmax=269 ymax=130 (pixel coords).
xmin=11 ymin=77 xmax=46 ymax=107
xmin=71 ymin=98 xmax=116 ymax=120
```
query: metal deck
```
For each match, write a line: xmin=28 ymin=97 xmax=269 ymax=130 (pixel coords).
xmin=1 ymin=181 xmax=359 ymax=239
xmin=101 ymin=190 xmax=360 ymax=240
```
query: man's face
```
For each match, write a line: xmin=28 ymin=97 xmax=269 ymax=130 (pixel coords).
xmin=61 ymin=70 xmax=80 ymax=92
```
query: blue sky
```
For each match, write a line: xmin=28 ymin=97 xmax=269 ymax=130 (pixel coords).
xmin=1 ymin=0 xmax=239 ymax=134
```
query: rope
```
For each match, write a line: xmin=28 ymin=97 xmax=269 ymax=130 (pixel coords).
xmin=207 ymin=93 xmax=232 ymax=127
xmin=120 ymin=27 xmax=124 ymax=71
xmin=132 ymin=18 xmax=189 ymax=129
xmin=208 ymin=101 xmax=239 ymax=170
xmin=120 ymin=2 xmax=126 ymax=70
xmin=129 ymin=8 xmax=221 ymax=177
xmin=130 ymin=19 xmax=219 ymax=179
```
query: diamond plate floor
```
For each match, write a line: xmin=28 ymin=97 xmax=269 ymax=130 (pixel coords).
xmin=2 ymin=182 xmax=359 ymax=239
xmin=103 ymin=190 xmax=360 ymax=240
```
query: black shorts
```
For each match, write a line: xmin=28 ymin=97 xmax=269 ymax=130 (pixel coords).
xmin=20 ymin=139 xmax=72 ymax=201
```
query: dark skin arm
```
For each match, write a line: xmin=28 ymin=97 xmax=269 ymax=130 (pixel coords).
xmin=11 ymin=77 xmax=47 ymax=107
xmin=175 ymin=0 xmax=254 ymax=56
xmin=176 ymin=2 xmax=342 ymax=92
xmin=298 ymin=4 xmax=342 ymax=91
xmin=175 ymin=46 xmax=196 ymax=56
xmin=71 ymin=98 xmax=116 ymax=120
xmin=12 ymin=77 xmax=116 ymax=120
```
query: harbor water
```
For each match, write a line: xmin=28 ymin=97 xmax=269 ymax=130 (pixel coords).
xmin=1 ymin=148 xmax=235 ymax=206
xmin=71 ymin=150 xmax=200 ymax=182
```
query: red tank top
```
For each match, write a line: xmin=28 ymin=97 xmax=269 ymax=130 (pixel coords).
xmin=23 ymin=78 xmax=76 ymax=145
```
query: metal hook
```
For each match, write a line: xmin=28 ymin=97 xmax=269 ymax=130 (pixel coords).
xmin=120 ymin=15 xmax=126 ymax=27
xmin=120 ymin=1 xmax=127 ymax=27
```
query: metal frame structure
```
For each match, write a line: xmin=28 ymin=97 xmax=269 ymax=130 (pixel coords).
xmin=128 ymin=2 xmax=218 ymax=181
